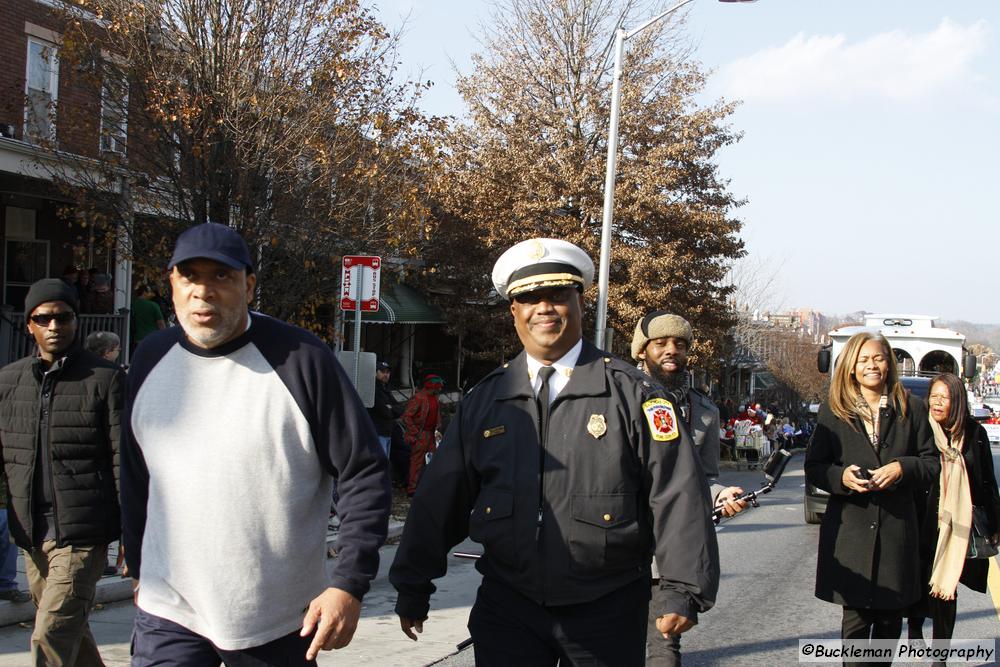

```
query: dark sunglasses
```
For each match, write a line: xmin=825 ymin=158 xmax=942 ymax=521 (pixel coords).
xmin=512 ymin=287 xmax=577 ymax=305
xmin=29 ymin=312 xmax=76 ymax=326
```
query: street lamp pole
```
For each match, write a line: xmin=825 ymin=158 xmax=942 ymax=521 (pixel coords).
xmin=593 ymin=0 xmax=752 ymax=348
xmin=594 ymin=0 xmax=695 ymax=349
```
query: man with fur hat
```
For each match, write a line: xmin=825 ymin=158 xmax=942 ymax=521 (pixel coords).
xmin=631 ymin=310 xmax=747 ymax=516
xmin=390 ymin=238 xmax=719 ymax=666
xmin=632 ymin=310 xmax=747 ymax=665
xmin=0 ymin=278 xmax=124 ymax=665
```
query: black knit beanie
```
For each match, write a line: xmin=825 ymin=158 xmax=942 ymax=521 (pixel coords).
xmin=24 ymin=278 xmax=79 ymax=316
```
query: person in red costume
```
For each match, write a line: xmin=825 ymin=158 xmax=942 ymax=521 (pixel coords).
xmin=403 ymin=375 xmax=444 ymax=496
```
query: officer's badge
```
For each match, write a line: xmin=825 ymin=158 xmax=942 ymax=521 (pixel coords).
xmin=642 ymin=398 xmax=679 ymax=442
xmin=587 ymin=414 xmax=607 ymax=439
xmin=483 ymin=426 xmax=506 ymax=438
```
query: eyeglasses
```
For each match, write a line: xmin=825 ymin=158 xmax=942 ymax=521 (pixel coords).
xmin=928 ymin=394 xmax=951 ymax=404
xmin=29 ymin=312 xmax=76 ymax=326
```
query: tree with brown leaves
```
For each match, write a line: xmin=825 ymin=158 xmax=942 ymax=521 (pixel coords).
xmin=419 ymin=0 xmax=745 ymax=367
xmin=52 ymin=0 xmax=442 ymax=333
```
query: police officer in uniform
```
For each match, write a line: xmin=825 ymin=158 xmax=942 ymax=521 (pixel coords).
xmin=389 ymin=239 xmax=720 ymax=666
xmin=632 ymin=310 xmax=747 ymax=665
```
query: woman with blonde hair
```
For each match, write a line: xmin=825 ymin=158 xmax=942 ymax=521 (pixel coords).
xmin=805 ymin=332 xmax=938 ymax=655
xmin=907 ymin=373 xmax=1000 ymax=644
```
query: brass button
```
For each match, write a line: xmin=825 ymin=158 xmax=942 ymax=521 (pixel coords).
xmin=486 ymin=507 xmax=492 ymax=514
xmin=603 ymin=513 xmax=612 ymax=522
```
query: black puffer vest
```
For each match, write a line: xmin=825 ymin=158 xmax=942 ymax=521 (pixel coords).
xmin=0 ymin=348 xmax=123 ymax=549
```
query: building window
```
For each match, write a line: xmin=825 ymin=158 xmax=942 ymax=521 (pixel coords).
xmin=4 ymin=207 xmax=49 ymax=308
xmin=100 ymin=66 xmax=128 ymax=154
xmin=25 ymin=37 xmax=59 ymax=143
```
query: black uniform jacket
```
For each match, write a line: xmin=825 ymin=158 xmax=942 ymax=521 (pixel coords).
xmin=0 ymin=348 xmax=123 ymax=549
xmin=390 ymin=341 xmax=719 ymax=623
xmin=914 ymin=421 xmax=1000 ymax=596
xmin=805 ymin=396 xmax=938 ymax=609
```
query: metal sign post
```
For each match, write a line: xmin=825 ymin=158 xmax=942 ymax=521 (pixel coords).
xmin=341 ymin=255 xmax=382 ymax=390
xmin=353 ymin=264 xmax=363 ymax=387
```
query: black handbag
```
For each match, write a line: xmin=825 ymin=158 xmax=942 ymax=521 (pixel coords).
xmin=968 ymin=506 xmax=998 ymax=559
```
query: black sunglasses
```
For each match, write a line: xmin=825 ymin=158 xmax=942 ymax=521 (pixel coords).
xmin=29 ymin=312 xmax=76 ymax=326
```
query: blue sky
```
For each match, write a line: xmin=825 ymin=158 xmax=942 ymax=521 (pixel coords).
xmin=376 ymin=1 xmax=1000 ymax=324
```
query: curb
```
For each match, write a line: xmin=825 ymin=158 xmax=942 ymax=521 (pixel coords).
xmin=0 ymin=520 xmax=407 ymax=628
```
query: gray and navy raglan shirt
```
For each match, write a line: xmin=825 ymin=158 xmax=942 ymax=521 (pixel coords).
xmin=120 ymin=312 xmax=390 ymax=650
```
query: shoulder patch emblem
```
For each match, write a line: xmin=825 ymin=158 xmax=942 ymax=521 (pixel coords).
xmin=587 ymin=414 xmax=607 ymax=439
xmin=643 ymin=398 xmax=679 ymax=442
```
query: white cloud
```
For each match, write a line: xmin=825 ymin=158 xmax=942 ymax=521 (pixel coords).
xmin=718 ymin=18 xmax=990 ymax=103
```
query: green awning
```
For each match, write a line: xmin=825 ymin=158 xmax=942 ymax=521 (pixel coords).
xmin=343 ymin=283 xmax=445 ymax=324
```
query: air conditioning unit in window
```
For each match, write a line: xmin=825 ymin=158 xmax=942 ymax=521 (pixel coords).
xmin=0 ymin=124 xmax=15 ymax=139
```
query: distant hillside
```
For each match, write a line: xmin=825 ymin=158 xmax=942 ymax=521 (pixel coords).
xmin=940 ymin=320 xmax=1000 ymax=352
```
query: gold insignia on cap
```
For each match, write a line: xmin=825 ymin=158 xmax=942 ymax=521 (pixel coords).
xmin=587 ymin=414 xmax=607 ymax=439
xmin=528 ymin=239 xmax=546 ymax=260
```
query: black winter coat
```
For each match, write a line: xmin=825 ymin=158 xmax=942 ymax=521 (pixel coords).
xmin=390 ymin=341 xmax=719 ymax=624
xmin=913 ymin=421 xmax=1000 ymax=597
xmin=805 ymin=396 xmax=938 ymax=610
xmin=0 ymin=349 xmax=123 ymax=549
xmin=368 ymin=381 xmax=402 ymax=437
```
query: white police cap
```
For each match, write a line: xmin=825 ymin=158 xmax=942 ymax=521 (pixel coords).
xmin=492 ymin=238 xmax=595 ymax=299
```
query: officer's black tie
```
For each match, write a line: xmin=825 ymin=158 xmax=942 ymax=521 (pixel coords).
xmin=536 ymin=366 xmax=556 ymax=438
xmin=535 ymin=366 xmax=556 ymax=542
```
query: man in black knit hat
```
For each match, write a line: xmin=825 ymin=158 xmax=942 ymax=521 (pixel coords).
xmin=0 ymin=278 xmax=124 ymax=666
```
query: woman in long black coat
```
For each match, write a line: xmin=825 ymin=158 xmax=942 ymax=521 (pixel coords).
xmin=907 ymin=373 xmax=1000 ymax=642
xmin=805 ymin=332 xmax=939 ymax=649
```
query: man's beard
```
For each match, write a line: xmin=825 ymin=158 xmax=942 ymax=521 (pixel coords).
xmin=645 ymin=361 xmax=687 ymax=392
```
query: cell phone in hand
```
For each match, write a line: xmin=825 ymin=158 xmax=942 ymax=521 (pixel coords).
xmin=853 ymin=468 xmax=871 ymax=482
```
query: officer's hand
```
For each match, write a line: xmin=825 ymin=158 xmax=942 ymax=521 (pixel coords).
xmin=300 ymin=587 xmax=361 ymax=658
xmin=399 ymin=616 xmax=424 ymax=641
xmin=715 ymin=486 xmax=748 ymax=517
xmin=656 ymin=613 xmax=694 ymax=638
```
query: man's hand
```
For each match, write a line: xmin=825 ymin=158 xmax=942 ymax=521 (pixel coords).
xmin=300 ymin=588 xmax=361 ymax=659
xmin=841 ymin=465 xmax=871 ymax=493
xmin=655 ymin=613 xmax=694 ymax=639
xmin=399 ymin=616 xmax=425 ymax=641
xmin=714 ymin=486 xmax=748 ymax=517
xmin=131 ymin=578 xmax=139 ymax=605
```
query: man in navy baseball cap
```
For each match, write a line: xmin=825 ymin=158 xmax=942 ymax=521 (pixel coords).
xmin=168 ymin=222 xmax=254 ymax=273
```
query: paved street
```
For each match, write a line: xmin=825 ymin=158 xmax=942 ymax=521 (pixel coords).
xmin=0 ymin=455 xmax=997 ymax=665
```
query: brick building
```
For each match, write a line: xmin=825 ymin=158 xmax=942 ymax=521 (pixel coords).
xmin=0 ymin=0 xmax=131 ymax=363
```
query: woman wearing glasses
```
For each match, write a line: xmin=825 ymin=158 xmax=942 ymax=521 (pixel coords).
xmin=805 ymin=332 xmax=938 ymax=653
xmin=907 ymin=373 xmax=1000 ymax=644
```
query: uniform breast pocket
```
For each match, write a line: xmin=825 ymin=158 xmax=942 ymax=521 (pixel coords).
xmin=569 ymin=494 xmax=641 ymax=572
xmin=468 ymin=488 xmax=517 ymax=567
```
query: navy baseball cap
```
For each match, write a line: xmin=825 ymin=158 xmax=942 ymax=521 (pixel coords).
xmin=377 ymin=361 xmax=391 ymax=371
xmin=168 ymin=223 xmax=254 ymax=273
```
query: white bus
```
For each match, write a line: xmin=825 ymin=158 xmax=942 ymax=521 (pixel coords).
xmin=818 ymin=314 xmax=976 ymax=385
